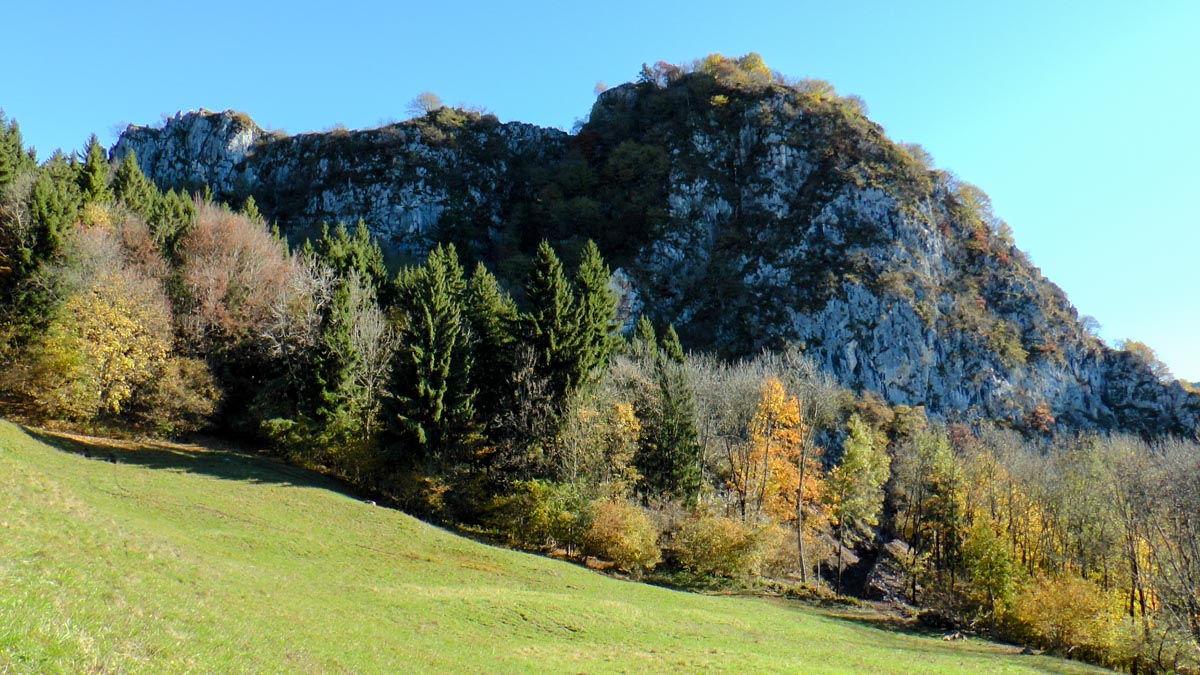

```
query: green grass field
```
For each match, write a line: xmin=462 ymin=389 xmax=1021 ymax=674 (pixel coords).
xmin=0 ymin=420 xmax=1104 ymax=673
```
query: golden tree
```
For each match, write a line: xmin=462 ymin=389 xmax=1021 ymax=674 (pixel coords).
xmin=27 ymin=232 xmax=173 ymax=420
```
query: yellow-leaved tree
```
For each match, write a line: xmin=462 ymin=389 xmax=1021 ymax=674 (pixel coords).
xmin=22 ymin=224 xmax=217 ymax=431
xmin=28 ymin=230 xmax=172 ymax=420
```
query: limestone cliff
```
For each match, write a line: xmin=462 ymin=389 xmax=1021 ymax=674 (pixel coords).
xmin=112 ymin=76 xmax=1199 ymax=437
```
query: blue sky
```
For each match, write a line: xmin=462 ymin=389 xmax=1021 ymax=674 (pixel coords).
xmin=3 ymin=0 xmax=1197 ymax=380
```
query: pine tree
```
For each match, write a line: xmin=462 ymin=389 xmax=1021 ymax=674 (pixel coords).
xmin=656 ymin=325 xmax=701 ymax=501
xmin=522 ymin=240 xmax=580 ymax=400
xmin=77 ymin=134 xmax=112 ymax=204
xmin=464 ymin=262 xmax=518 ymax=426
xmin=112 ymin=151 xmax=156 ymax=218
xmin=390 ymin=244 xmax=476 ymax=473
xmin=572 ymin=240 xmax=620 ymax=388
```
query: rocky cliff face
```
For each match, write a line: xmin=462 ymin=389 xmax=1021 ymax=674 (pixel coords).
xmin=112 ymin=79 xmax=1199 ymax=437
xmin=115 ymin=108 xmax=568 ymax=255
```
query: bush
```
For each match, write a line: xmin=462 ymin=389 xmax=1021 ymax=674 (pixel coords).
xmin=486 ymin=480 xmax=588 ymax=553
xmin=1005 ymin=576 xmax=1127 ymax=664
xmin=583 ymin=499 xmax=661 ymax=577
xmin=133 ymin=356 xmax=220 ymax=436
xmin=671 ymin=514 xmax=761 ymax=579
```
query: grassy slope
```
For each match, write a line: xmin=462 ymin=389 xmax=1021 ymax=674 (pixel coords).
xmin=0 ymin=421 xmax=1103 ymax=674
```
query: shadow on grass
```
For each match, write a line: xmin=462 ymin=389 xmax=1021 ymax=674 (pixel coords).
xmin=21 ymin=425 xmax=359 ymax=498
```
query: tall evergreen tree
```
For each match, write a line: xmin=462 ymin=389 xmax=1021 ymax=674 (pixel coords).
xmin=631 ymin=315 xmax=657 ymax=354
xmin=314 ymin=275 xmax=364 ymax=434
xmin=314 ymin=220 xmax=390 ymax=304
xmin=635 ymin=323 xmax=702 ymax=502
xmin=112 ymin=151 xmax=156 ymax=218
xmin=0 ymin=115 xmax=35 ymax=190
xmin=572 ymin=239 xmax=620 ymax=387
xmin=522 ymin=240 xmax=580 ymax=400
xmin=389 ymin=244 xmax=476 ymax=473
xmin=77 ymin=134 xmax=112 ymax=204
xmin=149 ymin=188 xmax=196 ymax=257
xmin=27 ymin=153 xmax=82 ymax=264
xmin=464 ymin=262 xmax=518 ymax=426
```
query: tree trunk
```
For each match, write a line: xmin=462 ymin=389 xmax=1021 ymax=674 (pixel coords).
xmin=797 ymin=444 xmax=808 ymax=584
xmin=836 ymin=521 xmax=845 ymax=597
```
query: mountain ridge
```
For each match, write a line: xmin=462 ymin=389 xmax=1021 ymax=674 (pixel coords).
xmin=111 ymin=70 xmax=1199 ymax=437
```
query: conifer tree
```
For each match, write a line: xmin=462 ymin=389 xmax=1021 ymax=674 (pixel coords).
xmin=149 ymin=188 xmax=196 ymax=257
xmin=112 ymin=151 xmax=156 ymax=218
xmin=315 ymin=220 xmax=390 ymax=304
xmin=25 ymin=154 xmax=82 ymax=268
xmin=313 ymin=276 xmax=363 ymax=434
xmin=464 ymin=262 xmax=518 ymax=426
xmin=660 ymin=324 xmax=685 ymax=364
xmin=390 ymin=244 xmax=476 ymax=473
xmin=522 ymin=240 xmax=580 ymax=400
xmin=572 ymin=240 xmax=620 ymax=388
xmin=77 ymin=134 xmax=112 ymax=204
xmin=0 ymin=115 xmax=35 ymax=190
xmin=656 ymin=325 xmax=702 ymax=501
xmin=635 ymin=323 xmax=702 ymax=503
xmin=241 ymin=195 xmax=264 ymax=224
xmin=631 ymin=315 xmax=657 ymax=356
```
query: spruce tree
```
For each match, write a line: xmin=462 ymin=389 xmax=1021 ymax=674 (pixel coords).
xmin=522 ymin=240 xmax=580 ymax=400
xmin=660 ymin=324 xmax=685 ymax=364
xmin=28 ymin=157 xmax=82 ymax=263
xmin=634 ymin=323 xmax=702 ymax=503
xmin=112 ymin=151 xmax=156 ymax=218
xmin=464 ymin=262 xmax=518 ymax=426
xmin=149 ymin=188 xmax=196 ymax=257
xmin=315 ymin=220 xmax=390 ymax=304
xmin=0 ymin=116 xmax=34 ymax=190
xmin=390 ymin=244 xmax=475 ymax=473
xmin=572 ymin=239 xmax=620 ymax=387
xmin=654 ymin=329 xmax=702 ymax=503
xmin=77 ymin=134 xmax=112 ymax=203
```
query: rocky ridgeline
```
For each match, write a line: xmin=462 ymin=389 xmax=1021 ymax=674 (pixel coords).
xmin=112 ymin=88 xmax=1199 ymax=437
xmin=115 ymin=109 xmax=568 ymax=253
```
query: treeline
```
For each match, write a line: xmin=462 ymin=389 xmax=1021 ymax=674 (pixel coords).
xmin=1 ymin=114 xmax=1198 ymax=672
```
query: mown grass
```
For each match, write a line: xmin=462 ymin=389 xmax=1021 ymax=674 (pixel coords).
xmin=0 ymin=420 xmax=1104 ymax=673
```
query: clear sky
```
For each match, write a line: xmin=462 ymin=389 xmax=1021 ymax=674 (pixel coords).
xmin=3 ymin=0 xmax=1197 ymax=380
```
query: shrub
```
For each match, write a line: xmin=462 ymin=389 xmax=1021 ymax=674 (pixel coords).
xmin=133 ymin=356 xmax=220 ymax=436
xmin=486 ymin=480 xmax=588 ymax=553
xmin=583 ymin=499 xmax=661 ymax=577
xmin=671 ymin=513 xmax=761 ymax=579
xmin=1005 ymin=576 xmax=1126 ymax=663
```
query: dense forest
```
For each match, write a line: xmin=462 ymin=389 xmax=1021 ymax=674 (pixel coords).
xmin=1 ymin=55 xmax=1198 ymax=672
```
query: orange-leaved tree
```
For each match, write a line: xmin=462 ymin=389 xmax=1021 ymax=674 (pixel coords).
xmin=727 ymin=376 xmax=825 ymax=574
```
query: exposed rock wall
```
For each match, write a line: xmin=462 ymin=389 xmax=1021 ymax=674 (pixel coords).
xmin=113 ymin=97 xmax=1199 ymax=437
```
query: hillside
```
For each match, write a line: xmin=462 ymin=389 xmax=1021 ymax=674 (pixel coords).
xmin=111 ymin=60 xmax=1198 ymax=437
xmin=0 ymin=419 xmax=1099 ymax=673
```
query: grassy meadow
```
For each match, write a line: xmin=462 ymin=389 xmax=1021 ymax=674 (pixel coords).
xmin=0 ymin=420 xmax=1104 ymax=673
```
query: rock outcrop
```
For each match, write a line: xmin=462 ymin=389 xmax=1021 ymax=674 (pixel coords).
xmin=112 ymin=76 xmax=1199 ymax=437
